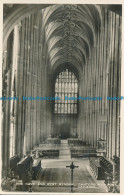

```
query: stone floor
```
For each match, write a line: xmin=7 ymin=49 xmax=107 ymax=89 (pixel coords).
xmin=31 ymin=158 xmax=108 ymax=193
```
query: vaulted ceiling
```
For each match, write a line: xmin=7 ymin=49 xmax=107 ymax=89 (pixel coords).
xmin=42 ymin=5 xmax=102 ymax=71
xmin=3 ymin=4 xmax=122 ymax=73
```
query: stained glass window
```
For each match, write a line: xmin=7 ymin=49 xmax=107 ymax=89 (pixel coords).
xmin=54 ymin=69 xmax=78 ymax=114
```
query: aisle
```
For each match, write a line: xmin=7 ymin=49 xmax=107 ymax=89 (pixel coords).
xmin=59 ymin=139 xmax=71 ymax=159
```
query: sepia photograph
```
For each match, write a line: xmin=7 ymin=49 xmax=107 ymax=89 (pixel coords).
xmin=1 ymin=2 xmax=122 ymax=194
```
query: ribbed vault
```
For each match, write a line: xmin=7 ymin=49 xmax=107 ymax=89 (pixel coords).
xmin=42 ymin=5 xmax=102 ymax=70
xmin=2 ymin=4 xmax=121 ymax=182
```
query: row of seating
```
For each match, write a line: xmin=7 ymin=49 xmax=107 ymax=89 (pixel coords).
xmin=10 ymin=155 xmax=41 ymax=182
xmin=68 ymin=138 xmax=86 ymax=145
xmin=35 ymin=145 xmax=60 ymax=152
xmin=32 ymin=149 xmax=59 ymax=158
xmin=113 ymin=156 xmax=120 ymax=183
xmin=32 ymin=159 xmax=41 ymax=179
xmin=67 ymin=138 xmax=97 ymax=158
xmin=8 ymin=138 xmax=61 ymax=185
xmin=89 ymin=157 xmax=105 ymax=180
xmin=32 ymin=138 xmax=61 ymax=158
xmin=89 ymin=156 xmax=120 ymax=192
xmin=70 ymin=145 xmax=93 ymax=150
xmin=70 ymin=148 xmax=97 ymax=158
xmin=38 ymin=149 xmax=59 ymax=158
xmin=47 ymin=138 xmax=61 ymax=144
xmin=99 ymin=157 xmax=113 ymax=173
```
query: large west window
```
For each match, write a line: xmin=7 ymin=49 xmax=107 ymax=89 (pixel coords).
xmin=54 ymin=69 xmax=78 ymax=114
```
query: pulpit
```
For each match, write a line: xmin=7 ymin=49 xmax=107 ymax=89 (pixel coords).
xmin=96 ymin=139 xmax=107 ymax=156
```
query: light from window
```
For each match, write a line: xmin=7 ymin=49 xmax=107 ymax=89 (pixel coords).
xmin=54 ymin=69 xmax=78 ymax=114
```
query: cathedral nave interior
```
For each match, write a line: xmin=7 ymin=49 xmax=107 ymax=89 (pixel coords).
xmin=1 ymin=4 xmax=121 ymax=193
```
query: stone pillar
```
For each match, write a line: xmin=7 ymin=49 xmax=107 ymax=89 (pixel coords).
xmin=2 ymin=30 xmax=14 ymax=177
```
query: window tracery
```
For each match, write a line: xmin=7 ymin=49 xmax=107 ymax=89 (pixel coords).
xmin=54 ymin=69 xmax=78 ymax=114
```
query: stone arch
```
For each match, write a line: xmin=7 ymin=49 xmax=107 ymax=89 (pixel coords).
xmin=3 ymin=4 xmax=52 ymax=45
